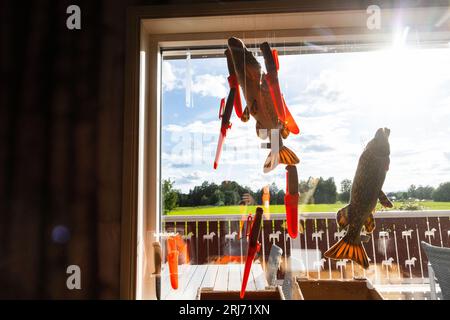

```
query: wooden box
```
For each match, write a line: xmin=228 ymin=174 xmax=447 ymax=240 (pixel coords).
xmin=295 ymin=277 xmax=383 ymax=300
xmin=196 ymin=286 xmax=285 ymax=300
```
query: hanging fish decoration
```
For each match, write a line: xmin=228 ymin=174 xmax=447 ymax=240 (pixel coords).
xmin=213 ymin=37 xmax=300 ymax=173
xmin=324 ymin=128 xmax=393 ymax=269
xmin=213 ymin=37 xmax=302 ymax=241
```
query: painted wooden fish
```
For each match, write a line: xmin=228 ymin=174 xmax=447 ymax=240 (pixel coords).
xmin=324 ymin=128 xmax=393 ymax=269
xmin=225 ymin=37 xmax=299 ymax=173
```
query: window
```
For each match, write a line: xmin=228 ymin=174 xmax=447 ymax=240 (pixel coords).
xmin=123 ymin=3 xmax=450 ymax=300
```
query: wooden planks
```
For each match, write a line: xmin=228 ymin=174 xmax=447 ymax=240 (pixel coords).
xmin=181 ymin=265 xmax=208 ymax=299
xmin=201 ymin=264 xmax=219 ymax=288
xmin=241 ymin=264 xmax=257 ymax=291
xmin=167 ymin=264 xmax=198 ymax=300
xmin=228 ymin=264 xmax=241 ymax=291
xmin=162 ymin=264 xmax=269 ymax=299
xmin=213 ymin=264 xmax=229 ymax=291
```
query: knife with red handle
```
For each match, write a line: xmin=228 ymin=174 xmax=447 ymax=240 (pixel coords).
xmin=285 ymin=165 xmax=299 ymax=239
xmin=240 ymin=207 xmax=263 ymax=299
xmin=213 ymin=87 xmax=235 ymax=170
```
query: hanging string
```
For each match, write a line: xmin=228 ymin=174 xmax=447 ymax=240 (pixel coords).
xmin=283 ymin=40 xmax=288 ymax=94
xmin=185 ymin=49 xmax=192 ymax=108
xmin=243 ymin=31 xmax=246 ymax=98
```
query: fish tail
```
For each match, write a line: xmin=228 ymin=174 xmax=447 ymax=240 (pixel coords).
xmin=263 ymin=146 xmax=299 ymax=173
xmin=279 ymin=146 xmax=299 ymax=165
xmin=324 ymin=234 xmax=370 ymax=269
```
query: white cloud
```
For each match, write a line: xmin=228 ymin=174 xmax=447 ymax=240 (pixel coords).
xmin=162 ymin=60 xmax=228 ymax=100
xmin=162 ymin=61 xmax=182 ymax=91
xmin=192 ymin=74 xmax=228 ymax=98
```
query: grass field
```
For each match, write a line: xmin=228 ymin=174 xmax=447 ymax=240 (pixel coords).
xmin=166 ymin=201 xmax=450 ymax=216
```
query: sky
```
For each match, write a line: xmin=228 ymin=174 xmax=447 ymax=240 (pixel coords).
xmin=161 ymin=45 xmax=450 ymax=194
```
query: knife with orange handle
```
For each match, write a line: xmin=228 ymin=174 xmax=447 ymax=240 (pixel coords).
xmin=166 ymin=236 xmax=179 ymax=290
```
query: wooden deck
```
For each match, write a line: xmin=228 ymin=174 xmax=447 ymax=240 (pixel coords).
xmin=161 ymin=263 xmax=268 ymax=300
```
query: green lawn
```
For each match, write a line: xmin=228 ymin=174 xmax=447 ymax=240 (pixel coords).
xmin=166 ymin=201 xmax=450 ymax=216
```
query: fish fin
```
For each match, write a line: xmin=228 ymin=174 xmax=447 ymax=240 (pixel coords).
xmin=360 ymin=234 xmax=371 ymax=243
xmin=280 ymin=123 xmax=290 ymax=139
xmin=336 ymin=206 xmax=350 ymax=228
xmin=364 ymin=213 xmax=376 ymax=233
xmin=241 ymin=106 xmax=250 ymax=122
xmin=263 ymin=146 xmax=299 ymax=173
xmin=263 ymin=151 xmax=278 ymax=173
xmin=278 ymin=146 xmax=299 ymax=165
xmin=324 ymin=234 xmax=370 ymax=269
xmin=379 ymin=191 xmax=393 ymax=208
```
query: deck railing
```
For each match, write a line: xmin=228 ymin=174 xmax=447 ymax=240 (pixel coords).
xmin=162 ymin=210 xmax=450 ymax=286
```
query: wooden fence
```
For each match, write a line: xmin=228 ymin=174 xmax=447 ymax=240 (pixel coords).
xmin=161 ymin=210 xmax=450 ymax=284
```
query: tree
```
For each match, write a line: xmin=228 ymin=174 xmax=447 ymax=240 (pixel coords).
xmin=200 ymin=195 xmax=209 ymax=206
xmin=224 ymin=190 xmax=240 ymax=205
xmin=415 ymin=185 xmax=435 ymax=200
xmin=313 ymin=177 xmax=337 ymax=204
xmin=432 ymin=182 xmax=450 ymax=202
xmin=397 ymin=192 xmax=408 ymax=200
xmin=407 ymin=184 xmax=417 ymax=199
xmin=276 ymin=190 xmax=285 ymax=205
xmin=210 ymin=189 xmax=225 ymax=206
xmin=269 ymin=183 xmax=280 ymax=204
xmin=338 ymin=179 xmax=352 ymax=203
xmin=162 ymin=179 xmax=178 ymax=214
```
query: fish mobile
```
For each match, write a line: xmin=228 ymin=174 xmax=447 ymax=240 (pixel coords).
xmin=213 ymin=37 xmax=301 ymax=240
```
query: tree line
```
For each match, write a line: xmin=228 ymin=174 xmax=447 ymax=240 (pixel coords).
xmin=162 ymin=178 xmax=450 ymax=213
xmin=387 ymin=183 xmax=450 ymax=202
xmin=164 ymin=177 xmax=338 ymax=213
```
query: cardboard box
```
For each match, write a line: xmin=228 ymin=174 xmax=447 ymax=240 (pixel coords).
xmin=295 ymin=277 xmax=383 ymax=300
xmin=196 ymin=286 xmax=285 ymax=300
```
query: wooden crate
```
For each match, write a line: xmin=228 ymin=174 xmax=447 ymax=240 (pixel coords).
xmin=196 ymin=286 xmax=285 ymax=300
xmin=295 ymin=277 xmax=383 ymax=300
